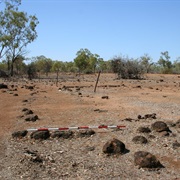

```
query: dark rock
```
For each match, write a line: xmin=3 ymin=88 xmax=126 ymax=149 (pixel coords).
xmin=12 ymin=130 xmax=28 ymax=138
xmin=30 ymin=130 xmax=50 ymax=140
xmin=0 ymin=84 xmax=8 ymax=89
xmin=132 ymin=136 xmax=148 ymax=144
xmin=134 ymin=151 xmax=163 ymax=168
xmin=24 ymin=109 xmax=33 ymax=115
xmin=151 ymin=121 xmax=170 ymax=132
xmin=22 ymin=108 xmax=28 ymax=112
xmin=144 ymin=113 xmax=156 ymax=119
xmin=103 ymin=138 xmax=126 ymax=154
xmin=51 ymin=131 xmax=73 ymax=139
xmin=148 ymin=135 xmax=156 ymax=139
xmin=137 ymin=115 xmax=143 ymax=119
xmin=25 ymin=115 xmax=39 ymax=122
xmin=172 ymin=141 xmax=180 ymax=149
xmin=24 ymin=150 xmax=43 ymax=163
xmin=26 ymin=85 xmax=34 ymax=90
xmin=137 ymin=127 xmax=151 ymax=133
xmin=101 ymin=96 xmax=109 ymax=99
xmin=77 ymin=129 xmax=95 ymax=137
xmin=123 ymin=117 xmax=133 ymax=122
xmin=13 ymin=93 xmax=18 ymax=96
xmin=22 ymin=100 xmax=28 ymax=102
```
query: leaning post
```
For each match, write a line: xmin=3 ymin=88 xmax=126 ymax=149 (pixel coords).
xmin=94 ymin=70 xmax=101 ymax=93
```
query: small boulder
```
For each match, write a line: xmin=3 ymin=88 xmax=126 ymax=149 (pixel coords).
xmin=22 ymin=108 xmax=29 ymax=112
xmin=25 ymin=115 xmax=39 ymax=122
xmin=137 ymin=127 xmax=151 ymax=133
xmin=172 ymin=141 xmax=180 ymax=149
xmin=0 ymin=84 xmax=8 ymax=89
xmin=12 ymin=130 xmax=28 ymax=138
xmin=51 ymin=131 xmax=73 ymax=139
xmin=103 ymin=138 xmax=126 ymax=154
xmin=24 ymin=109 xmax=33 ymax=115
xmin=30 ymin=130 xmax=50 ymax=140
xmin=26 ymin=85 xmax=34 ymax=90
xmin=144 ymin=113 xmax=156 ymax=119
xmin=101 ymin=96 xmax=109 ymax=99
xmin=134 ymin=151 xmax=163 ymax=168
xmin=132 ymin=136 xmax=148 ymax=144
xmin=77 ymin=129 xmax=95 ymax=137
xmin=151 ymin=121 xmax=170 ymax=132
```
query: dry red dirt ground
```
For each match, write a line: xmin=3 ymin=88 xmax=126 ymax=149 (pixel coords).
xmin=0 ymin=73 xmax=179 ymax=179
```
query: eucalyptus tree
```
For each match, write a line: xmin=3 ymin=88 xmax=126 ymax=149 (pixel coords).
xmin=74 ymin=48 xmax=102 ymax=73
xmin=140 ymin=54 xmax=153 ymax=73
xmin=158 ymin=51 xmax=172 ymax=73
xmin=0 ymin=0 xmax=39 ymax=76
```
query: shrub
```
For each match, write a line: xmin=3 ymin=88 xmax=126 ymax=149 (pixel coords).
xmin=111 ymin=57 xmax=144 ymax=79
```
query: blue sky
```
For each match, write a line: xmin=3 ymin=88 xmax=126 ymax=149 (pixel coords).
xmin=18 ymin=0 xmax=180 ymax=62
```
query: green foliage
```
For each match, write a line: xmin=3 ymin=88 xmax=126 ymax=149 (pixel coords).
xmin=158 ymin=51 xmax=172 ymax=74
xmin=51 ymin=61 xmax=64 ymax=72
xmin=27 ymin=62 xmax=37 ymax=79
xmin=111 ymin=56 xmax=144 ymax=79
xmin=140 ymin=54 xmax=153 ymax=73
xmin=172 ymin=58 xmax=180 ymax=74
xmin=33 ymin=56 xmax=53 ymax=76
xmin=0 ymin=0 xmax=39 ymax=76
xmin=74 ymin=48 xmax=102 ymax=73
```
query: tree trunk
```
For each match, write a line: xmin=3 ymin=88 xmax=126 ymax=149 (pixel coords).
xmin=10 ymin=62 xmax=14 ymax=76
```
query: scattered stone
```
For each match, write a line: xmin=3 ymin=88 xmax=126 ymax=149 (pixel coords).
xmin=137 ymin=113 xmax=156 ymax=119
xmin=144 ymin=113 xmax=156 ymax=119
xmin=12 ymin=130 xmax=28 ymax=138
xmin=0 ymin=83 xmax=8 ymax=89
xmin=148 ymin=135 xmax=156 ymax=139
xmin=24 ymin=150 xmax=43 ymax=163
xmin=22 ymin=108 xmax=28 ymax=112
xmin=132 ymin=136 xmax=148 ymax=144
xmin=85 ymin=146 xmax=95 ymax=151
xmin=13 ymin=93 xmax=18 ymax=96
xmin=24 ymin=109 xmax=33 ymax=115
xmin=151 ymin=121 xmax=170 ymax=132
xmin=51 ymin=131 xmax=73 ymax=139
xmin=134 ymin=151 xmax=163 ymax=168
xmin=77 ymin=129 xmax=95 ymax=137
xmin=123 ymin=117 xmax=133 ymax=122
xmin=103 ymin=138 xmax=126 ymax=154
xmin=22 ymin=100 xmax=28 ymax=102
xmin=30 ymin=130 xmax=50 ymax=140
xmin=172 ymin=141 xmax=180 ymax=149
xmin=94 ymin=109 xmax=108 ymax=113
xmin=25 ymin=115 xmax=39 ymax=122
xmin=101 ymin=96 xmax=109 ymax=99
xmin=26 ymin=85 xmax=34 ymax=90
xmin=137 ymin=127 xmax=151 ymax=133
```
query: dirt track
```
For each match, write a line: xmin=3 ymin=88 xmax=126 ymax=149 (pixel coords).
xmin=0 ymin=73 xmax=179 ymax=179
